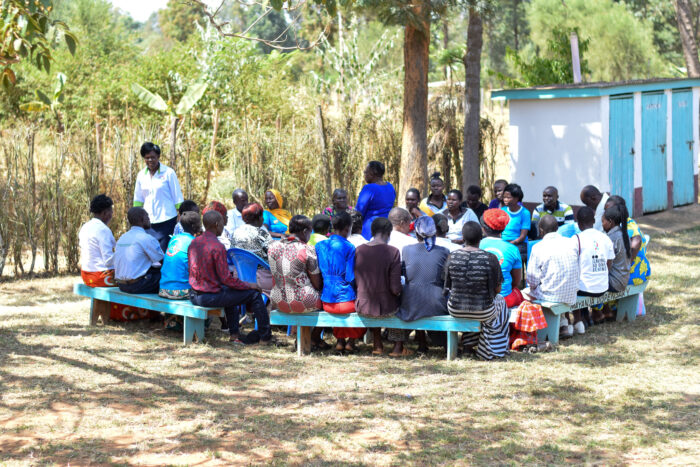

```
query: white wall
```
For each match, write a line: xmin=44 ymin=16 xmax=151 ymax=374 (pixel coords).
xmin=509 ymin=97 xmax=605 ymax=206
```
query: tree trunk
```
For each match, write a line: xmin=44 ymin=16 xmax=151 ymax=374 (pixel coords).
xmin=675 ymin=0 xmax=700 ymax=77
xmin=462 ymin=8 xmax=483 ymax=191
xmin=400 ymin=2 xmax=430 ymax=199
xmin=169 ymin=115 xmax=180 ymax=168
xmin=201 ymin=107 xmax=220 ymax=205
xmin=316 ymin=105 xmax=333 ymax=194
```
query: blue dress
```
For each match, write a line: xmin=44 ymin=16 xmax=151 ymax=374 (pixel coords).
xmin=263 ymin=210 xmax=287 ymax=234
xmin=355 ymin=182 xmax=396 ymax=239
xmin=315 ymin=235 xmax=356 ymax=303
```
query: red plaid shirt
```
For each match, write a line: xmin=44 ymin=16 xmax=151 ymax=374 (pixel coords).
xmin=188 ymin=231 xmax=249 ymax=293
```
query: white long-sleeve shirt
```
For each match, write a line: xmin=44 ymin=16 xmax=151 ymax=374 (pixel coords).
xmin=78 ymin=218 xmax=116 ymax=272
xmin=114 ymin=227 xmax=164 ymax=280
xmin=133 ymin=163 xmax=184 ymax=224
xmin=527 ymin=232 xmax=580 ymax=305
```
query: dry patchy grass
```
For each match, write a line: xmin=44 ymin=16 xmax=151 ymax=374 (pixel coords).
xmin=0 ymin=229 xmax=699 ymax=465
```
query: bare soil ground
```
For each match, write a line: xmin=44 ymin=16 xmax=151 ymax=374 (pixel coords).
xmin=0 ymin=227 xmax=698 ymax=466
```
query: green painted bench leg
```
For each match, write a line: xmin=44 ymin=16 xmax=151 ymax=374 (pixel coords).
xmin=537 ymin=308 xmax=561 ymax=344
xmin=89 ymin=299 xmax=110 ymax=326
xmin=183 ymin=316 xmax=205 ymax=344
xmin=446 ymin=331 xmax=458 ymax=361
xmin=616 ymin=293 xmax=638 ymax=322
xmin=297 ymin=326 xmax=311 ymax=356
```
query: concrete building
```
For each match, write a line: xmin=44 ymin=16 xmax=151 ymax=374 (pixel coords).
xmin=492 ymin=78 xmax=700 ymax=216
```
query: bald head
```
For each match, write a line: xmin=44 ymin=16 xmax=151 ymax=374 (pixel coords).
xmin=127 ymin=207 xmax=149 ymax=229
xmin=538 ymin=214 xmax=559 ymax=237
xmin=580 ymin=185 xmax=602 ymax=209
xmin=232 ymin=189 xmax=249 ymax=211
xmin=388 ymin=207 xmax=411 ymax=234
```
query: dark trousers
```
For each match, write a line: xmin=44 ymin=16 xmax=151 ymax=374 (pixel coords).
xmin=148 ymin=216 xmax=178 ymax=253
xmin=190 ymin=286 xmax=271 ymax=341
xmin=118 ymin=267 xmax=161 ymax=294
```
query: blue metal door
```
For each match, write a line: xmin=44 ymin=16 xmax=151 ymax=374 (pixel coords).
xmin=672 ymin=89 xmax=694 ymax=206
xmin=642 ymin=92 xmax=668 ymax=212
xmin=609 ymin=95 xmax=635 ymax=212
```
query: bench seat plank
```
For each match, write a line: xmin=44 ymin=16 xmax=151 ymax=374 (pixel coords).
xmin=74 ymin=283 xmax=221 ymax=344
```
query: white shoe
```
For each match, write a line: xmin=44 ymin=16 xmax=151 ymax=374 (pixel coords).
xmin=560 ymin=325 xmax=574 ymax=339
xmin=574 ymin=321 xmax=586 ymax=335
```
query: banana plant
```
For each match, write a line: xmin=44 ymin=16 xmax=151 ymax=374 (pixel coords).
xmin=131 ymin=78 xmax=208 ymax=167
xmin=19 ymin=72 xmax=67 ymax=133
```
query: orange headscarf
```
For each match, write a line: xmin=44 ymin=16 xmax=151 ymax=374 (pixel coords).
xmin=266 ymin=189 xmax=292 ymax=226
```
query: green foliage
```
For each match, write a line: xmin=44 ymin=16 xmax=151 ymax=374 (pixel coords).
xmin=0 ymin=0 xmax=77 ymax=89
xmin=494 ymin=27 xmax=591 ymax=87
xmin=482 ymin=0 xmax=530 ymax=80
xmin=19 ymin=72 xmax=67 ymax=131
xmin=159 ymin=0 xmax=205 ymax=42
xmin=527 ymin=0 xmax=668 ymax=81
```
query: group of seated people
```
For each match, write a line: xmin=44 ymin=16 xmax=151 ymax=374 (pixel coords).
xmin=78 ymin=158 xmax=651 ymax=359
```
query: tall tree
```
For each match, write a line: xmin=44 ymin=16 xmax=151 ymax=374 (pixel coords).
xmin=160 ymin=0 xmax=205 ymax=42
xmin=674 ymin=0 xmax=700 ymax=76
xmin=462 ymin=5 xmax=483 ymax=190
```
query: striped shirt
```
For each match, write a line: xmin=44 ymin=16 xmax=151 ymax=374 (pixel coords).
xmin=532 ymin=201 xmax=574 ymax=227
xmin=444 ymin=249 xmax=503 ymax=314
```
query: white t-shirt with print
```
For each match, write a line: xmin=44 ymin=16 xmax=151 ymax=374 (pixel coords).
xmin=575 ymin=228 xmax=615 ymax=293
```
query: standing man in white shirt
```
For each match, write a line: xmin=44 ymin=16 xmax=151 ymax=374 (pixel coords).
xmin=580 ymin=185 xmax=610 ymax=232
xmin=114 ymin=207 xmax=165 ymax=294
xmin=226 ymin=189 xmax=248 ymax=234
xmin=133 ymin=142 xmax=184 ymax=252
xmin=79 ymin=194 xmax=117 ymax=287
xmin=387 ymin=207 xmax=417 ymax=259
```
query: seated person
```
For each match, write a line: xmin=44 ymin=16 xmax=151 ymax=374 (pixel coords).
xmin=603 ymin=204 xmax=631 ymax=293
xmin=347 ymin=211 xmax=368 ymax=248
xmin=323 ymin=188 xmax=356 ymax=233
xmin=79 ymin=194 xmax=116 ymax=287
xmin=159 ymin=211 xmax=201 ymax=299
xmin=530 ymin=186 xmax=574 ymax=238
xmin=488 ymin=179 xmax=508 ymax=209
xmin=394 ymin=216 xmax=450 ymax=357
xmin=445 ymin=189 xmax=478 ymax=243
xmin=114 ymin=207 xmax=164 ymax=294
xmin=433 ymin=213 xmax=461 ymax=252
xmin=526 ymin=215 xmax=580 ymax=305
xmin=405 ymin=188 xmax=425 ymax=221
xmin=189 ymin=211 xmax=271 ymax=345
xmin=203 ymin=200 xmax=231 ymax=249
xmin=419 ymin=172 xmax=448 ymax=215
xmin=604 ymin=195 xmax=650 ymax=286
xmin=387 ymin=207 xmax=417 ymax=259
xmin=226 ymin=189 xmax=248 ymax=234
xmin=444 ymin=221 xmax=510 ymax=360
xmin=463 ymin=185 xmax=488 ymax=220
xmin=479 ymin=209 xmax=523 ymax=308
xmin=501 ymin=183 xmax=531 ymax=263
xmin=569 ymin=206 xmax=614 ymax=335
xmin=309 ymin=214 xmax=330 ymax=246
xmin=315 ymin=211 xmax=364 ymax=352
xmin=355 ymin=217 xmax=402 ymax=355
xmin=231 ymin=203 xmax=272 ymax=260
xmin=172 ymin=200 xmax=200 ymax=236
xmin=579 ymin=185 xmax=610 ymax=232
xmin=263 ymin=189 xmax=292 ymax=238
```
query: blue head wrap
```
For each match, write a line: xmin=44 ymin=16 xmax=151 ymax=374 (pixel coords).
xmin=414 ymin=215 xmax=437 ymax=251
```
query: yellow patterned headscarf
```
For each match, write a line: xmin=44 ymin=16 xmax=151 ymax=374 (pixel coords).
xmin=266 ymin=189 xmax=292 ymax=227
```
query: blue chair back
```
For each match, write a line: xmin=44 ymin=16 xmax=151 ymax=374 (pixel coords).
xmin=226 ymin=248 xmax=270 ymax=282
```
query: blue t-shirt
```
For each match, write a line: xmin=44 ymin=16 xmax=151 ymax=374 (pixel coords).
xmin=501 ymin=206 xmax=531 ymax=243
xmin=479 ymin=236 xmax=522 ymax=297
xmin=160 ymin=232 xmax=195 ymax=291
xmin=263 ymin=210 xmax=287 ymax=234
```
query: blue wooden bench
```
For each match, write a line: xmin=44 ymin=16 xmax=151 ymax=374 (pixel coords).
xmin=269 ymin=310 xmax=480 ymax=360
xmin=533 ymin=282 xmax=648 ymax=344
xmin=73 ymin=284 xmax=222 ymax=344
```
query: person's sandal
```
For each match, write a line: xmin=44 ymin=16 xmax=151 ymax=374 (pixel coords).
xmin=371 ymin=348 xmax=384 ymax=355
xmin=389 ymin=348 xmax=414 ymax=357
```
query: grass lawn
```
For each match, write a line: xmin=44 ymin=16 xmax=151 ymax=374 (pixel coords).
xmin=0 ymin=228 xmax=698 ymax=466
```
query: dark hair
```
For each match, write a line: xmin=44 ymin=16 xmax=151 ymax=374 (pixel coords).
xmin=370 ymin=217 xmax=393 ymax=237
xmin=367 ymin=160 xmax=385 ymax=178
xmin=332 ymin=188 xmax=347 ymax=199
xmin=576 ymin=206 xmax=595 ymax=225
xmin=241 ymin=203 xmax=264 ymax=224
xmin=127 ymin=206 xmax=147 ymax=226
xmin=504 ymin=183 xmax=524 ymax=202
xmin=90 ymin=194 xmax=113 ymax=214
xmin=202 ymin=210 xmax=223 ymax=229
xmin=432 ymin=213 xmax=449 ymax=237
xmin=350 ymin=210 xmax=363 ymax=234
xmin=603 ymin=204 xmax=631 ymax=259
xmin=140 ymin=142 xmax=161 ymax=157
xmin=466 ymin=185 xmax=482 ymax=197
xmin=312 ymin=214 xmax=331 ymax=233
xmin=462 ymin=221 xmax=483 ymax=246
xmin=180 ymin=211 xmax=201 ymax=235
xmin=607 ymin=195 xmax=627 ymax=209
xmin=406 ymin=188 xmax=421 ymax=198
xmin=178 ymin=200 xmax=199 ymax=215
xmin=447 ymin=189 xmax=463 ymax=201
xmin=288 ymin=215 xmax=312 ymax=235
xmin=331 ymin=211 xmax=351 ymax=232
xmin=494 ymin=179 xmax=508 ymax=187
xmin=430 ymin=172 xmax=443 ymax=182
